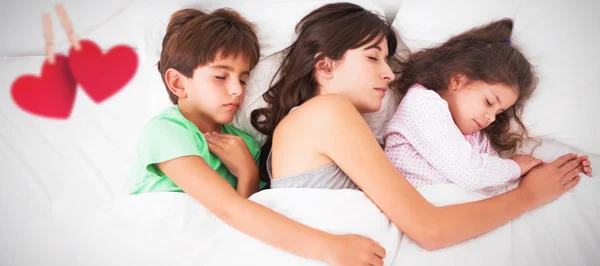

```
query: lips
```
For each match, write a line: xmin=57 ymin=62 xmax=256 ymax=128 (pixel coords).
xmin=375 ymin=87 xmax=387 ymax=94
xmin=223 ymin=102 xmax=239 ymax=109
xmin=474 ymin=119 xmax=484 ymax=130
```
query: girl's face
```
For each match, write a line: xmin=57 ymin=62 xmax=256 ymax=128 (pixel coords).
xmin=321 ymin=36 xmax=395 ymax=113
xmin=441 ymin=76 xmax=519 ymax=135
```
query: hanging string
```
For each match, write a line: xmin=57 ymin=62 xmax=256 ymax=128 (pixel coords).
xmin=1 ymin=0 xmax=139 ymax=62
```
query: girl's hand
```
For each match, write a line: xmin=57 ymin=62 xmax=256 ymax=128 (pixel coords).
xmin=323 ymin=234 xmax=386 ymax=266
xmin=517 ymin=153 xmax=583 ymax=208
xmin=205 ymin=132 xmax=258 ymax=181
xmin=510 ymin=154 xmax=542 ymax=175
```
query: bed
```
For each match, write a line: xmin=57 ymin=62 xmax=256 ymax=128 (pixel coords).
xmin=1 ymin=0 xmax=599 ymax=265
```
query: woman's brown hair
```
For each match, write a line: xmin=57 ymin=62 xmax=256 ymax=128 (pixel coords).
xmin=251 ymin=2 xmax=398 ymax=185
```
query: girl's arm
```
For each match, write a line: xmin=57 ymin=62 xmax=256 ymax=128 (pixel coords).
xmin=290 ymin=95 xmax=583 ymax=250
xmin=156 ymin=155 xmax=386 ymax=265
xmin=384 ymin=87 xmax=519 ymax=190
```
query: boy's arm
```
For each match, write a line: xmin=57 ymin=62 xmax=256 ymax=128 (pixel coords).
xmin=155 ymin=157 xmax=328 ymax=259
xmin=139 ymin=119 xmax=388 ymax=264
xmin=204 ymin=132 xmax=260 ymax=198
xmin=156 ymin=156 xmax=384 ymax=264
xmin=235 ymin=165 xmax=259 ymax=198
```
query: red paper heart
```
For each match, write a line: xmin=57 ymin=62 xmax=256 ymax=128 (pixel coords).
xmin=68 ymin=39 xmax=138 ymax=103
xmin=10 ymin=55 xmax=77 ymax=119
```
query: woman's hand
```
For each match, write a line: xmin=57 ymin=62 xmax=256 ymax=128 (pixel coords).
xmin=517 ymin=153 xmax=584 ymax=208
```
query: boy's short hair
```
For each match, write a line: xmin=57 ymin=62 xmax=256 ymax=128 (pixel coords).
xmin=158 ymin=8 xmax=260 ymax=104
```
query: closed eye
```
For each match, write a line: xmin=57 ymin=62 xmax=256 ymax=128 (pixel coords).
xmin=368 ymin=56 xmax=378 ymax=61
xmin=215 ymin=76 xmax=226 ymax=80
xmin=486 ymin=99 xmax=492 ymax=106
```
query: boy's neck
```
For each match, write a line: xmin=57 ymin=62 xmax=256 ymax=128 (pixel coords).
xmin=178 ymin=105 xmax=222 ymax=133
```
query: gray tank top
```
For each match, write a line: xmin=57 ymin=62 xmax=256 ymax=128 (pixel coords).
xmin=267 ymin=107 xmax=360 ymax=190
xmin=266 ymin=105 xmax=359 ymax=190
xmin=267 ymin=152 xmax=359 ymax=190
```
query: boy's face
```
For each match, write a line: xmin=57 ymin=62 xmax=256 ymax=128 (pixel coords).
xmin=183 ymin=53 xmax=251 ymax=126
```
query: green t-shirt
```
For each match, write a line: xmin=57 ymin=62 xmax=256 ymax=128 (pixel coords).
xmin=130 ymin=105 xmax=267 ymax=194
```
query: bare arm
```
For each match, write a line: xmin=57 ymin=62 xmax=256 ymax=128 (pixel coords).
xmin=288 ymin=95 xmax=583 ymax=250
xmin=236 ymin=174 xmax=259 ymax=198
xmin=156 ymin=156 xmax=387 ymax=265
xmin=157 ymin=156 xmax=330 ymax=259
xmin=203 ymin=132 xmax=259 ymax=198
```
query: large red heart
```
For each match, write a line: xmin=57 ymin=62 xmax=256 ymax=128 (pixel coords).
xmin=68 ymin=39 xmax=138 ymax=103
xmin=10 ymin=55 xmax=77 ymax=119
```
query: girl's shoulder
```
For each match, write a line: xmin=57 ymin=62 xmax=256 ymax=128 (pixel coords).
xmin=404 ymin=84 xmax=443 ymax=102
xmin=397 ymin=84 xmax=447 ymax=113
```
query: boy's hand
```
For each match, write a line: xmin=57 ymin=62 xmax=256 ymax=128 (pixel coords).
xmin=323 ymin=234 xmax=386 ymax=266
xmin=510 ymin=154 xmax=543 ymax=175
xmin=205 ymin=132 xmax=258 ymax=181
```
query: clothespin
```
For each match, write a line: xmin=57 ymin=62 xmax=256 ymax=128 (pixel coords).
xmin=54 ymin=3 xmax=81 ymax=51
xmin=43 ymin=13 xmax=55 ymax=64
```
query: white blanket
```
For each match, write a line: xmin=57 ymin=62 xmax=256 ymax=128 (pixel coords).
xmin=16 ymin=176 xmax=599 ymax=266
xmin=14 ymin=139 xmax=600 ymax=266
xmin=396 ymin=179 xmax=600 ymax=266
xmin=19 ymin=189 xmax=399 ymax=266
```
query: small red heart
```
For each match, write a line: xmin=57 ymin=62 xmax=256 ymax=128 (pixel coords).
xmin=10 ymin=55 xmax=77 ymax=119
xmin=68 ymin=39 xmax=138 ymax=103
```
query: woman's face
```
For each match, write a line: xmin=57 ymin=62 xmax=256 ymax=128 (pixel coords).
xmin=322 ymin=36 xmax=395 ymax=113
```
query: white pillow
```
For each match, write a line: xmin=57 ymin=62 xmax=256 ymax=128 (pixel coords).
xmin=135 ymin=0 xmax=402 ymax=145
xmin=135 ymin=0 xmax=388 ymax=67
xmin=391 ymin=0 xmax=600 ymax=155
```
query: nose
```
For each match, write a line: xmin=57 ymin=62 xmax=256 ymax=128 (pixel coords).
xmin=381 ymin=62 xmax=394 ymax=83
xmin=485 ymin=113 xmax=496 ymax=124
xmin=229 ymin=80 xmax=244 ymax=97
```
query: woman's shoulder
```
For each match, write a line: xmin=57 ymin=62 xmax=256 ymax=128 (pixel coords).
xmin=274 ymin=94 xmax=362 ymax=135
xmin=298 ymin=94 xmax=358 ymax=117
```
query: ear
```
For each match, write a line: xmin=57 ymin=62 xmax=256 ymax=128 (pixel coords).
xmin=165 ymin=68 xmax=188 ymax=99
xmin=314 ymin=53 xmax=334 ymax=79
xmin=449 ymin=72 xmax=468 ymax=91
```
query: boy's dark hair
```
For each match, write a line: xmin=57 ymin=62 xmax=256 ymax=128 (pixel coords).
xmin=158 ymin=8 xmax=260 ymax=104
xmin=391 ymin=19 xmax=538 ymax=153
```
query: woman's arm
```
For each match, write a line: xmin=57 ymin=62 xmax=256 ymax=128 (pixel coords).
xmin=156 ymin=155 xmax=387 ymax=265
xmin=290 ymin=95 xmax=583 ymax=250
